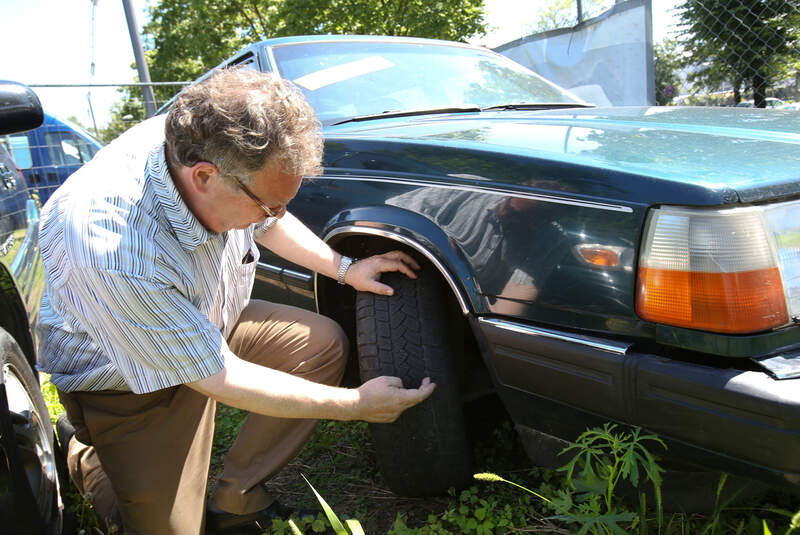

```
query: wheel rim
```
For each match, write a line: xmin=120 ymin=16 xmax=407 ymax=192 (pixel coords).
xmin=3 ymin=362 xmax=60 ymax=524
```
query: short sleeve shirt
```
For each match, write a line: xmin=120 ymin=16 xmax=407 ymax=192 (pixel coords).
xmin=37 ymin=116 xmax=264 ymax=394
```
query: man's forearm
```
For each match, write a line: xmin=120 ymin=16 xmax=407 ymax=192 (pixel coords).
xmin=187 ymin=353 xmax=359 ymax=420
xmin=187 ymin=353 xmax=437 ymax=423
xmin=255 ymin=212 xmax=342 ymax=280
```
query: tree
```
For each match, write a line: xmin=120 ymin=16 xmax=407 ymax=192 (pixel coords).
xmin=653 ymin=39 xmax=683 ymax=105
xmin=99 ymin=92 xmax=147 ymax=144
xmin=677 ymin=0 xmax=800 ymax=107
xmin=529 ymin=0 xmax=609 ymax=33
xmin=65 ymin=115 xmax=92 ymax=133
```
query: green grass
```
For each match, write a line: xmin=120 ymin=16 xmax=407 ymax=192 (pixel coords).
xmin=41 ymin=383 xmax=800 ymax=535
xmin=40 ymin=375 xmax=64 ymax=425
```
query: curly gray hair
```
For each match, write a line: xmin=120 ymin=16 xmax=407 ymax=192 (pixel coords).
xmin=165 ymin=68 xmax=322 ymax=187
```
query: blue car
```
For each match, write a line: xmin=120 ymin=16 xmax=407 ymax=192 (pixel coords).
xmin=6 ymin=113 xmax=101 ymax=205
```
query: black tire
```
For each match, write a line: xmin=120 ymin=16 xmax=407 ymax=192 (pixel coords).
xmin=1 ymin=330 xmax=63 ymax=534
xmin=356 ymin=268 xmax=472 ymax=496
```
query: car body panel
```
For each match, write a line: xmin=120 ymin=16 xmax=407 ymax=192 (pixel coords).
xmin=324 ymin=107 xmax=800 ymax=203
xmin=282 ymin=167 xmax=650 ymax=336
xmin=0 ymin=144 xmax=41 ymax=366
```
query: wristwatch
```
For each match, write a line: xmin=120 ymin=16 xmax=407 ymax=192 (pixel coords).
xmin=337 ymin=255 xmax=356 ymax=285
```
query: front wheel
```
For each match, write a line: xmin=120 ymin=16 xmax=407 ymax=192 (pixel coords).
xmin=356 ymin=268 xmax=472 ymax=496
xmin=1 ymin=330 xmax=63 ymax=533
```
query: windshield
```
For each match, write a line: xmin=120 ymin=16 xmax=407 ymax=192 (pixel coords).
xmin=271 ymin=40 xmax=583 ymax=125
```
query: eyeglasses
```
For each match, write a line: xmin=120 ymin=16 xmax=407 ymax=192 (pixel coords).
xmin=227 ymin=173 xmax=286 ymax=219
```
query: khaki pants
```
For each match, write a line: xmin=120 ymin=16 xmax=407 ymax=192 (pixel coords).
xmin=58 ymin=300 xmax=348 ymax=535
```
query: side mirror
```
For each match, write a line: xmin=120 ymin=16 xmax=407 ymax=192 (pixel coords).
xmin=0 ymin=81 xmax=44 ymax=135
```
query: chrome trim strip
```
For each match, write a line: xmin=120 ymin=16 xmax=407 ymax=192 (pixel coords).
xmin=283 ymin=268 xmax=314 ymax=285
xmin=320 ymin=175 xmax=633 ymax=213
xmin=324 ymin=226 xmax=471 ymax=315
xmin=478 ymin=317 xmax=630 ymax=355
xmin=256 ymin=262 xmax=282 ymax=277
xmin=264 ymin=46 xmax=278 ymax=71
xmin=268 ymin=38 xmax=481 ymax=53
xmin=755 ymin=352 xmax=800 ymax=380
xmin=255 ymin=262 xmax=314 ymax=289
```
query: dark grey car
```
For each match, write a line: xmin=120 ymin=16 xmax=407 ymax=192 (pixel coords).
xmin=0 ymin=80 xmax=65 ymax=534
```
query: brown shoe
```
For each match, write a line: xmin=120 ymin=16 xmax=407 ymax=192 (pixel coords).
xmin=206 ymin=501 xmax=318 ymax=534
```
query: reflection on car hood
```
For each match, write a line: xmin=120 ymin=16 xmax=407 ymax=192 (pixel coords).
xmin=326 ymin=106 xmax=800 ymax=203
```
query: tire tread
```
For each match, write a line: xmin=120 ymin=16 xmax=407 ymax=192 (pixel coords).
xmin=356 ymin=268 xmax=472 ymax=496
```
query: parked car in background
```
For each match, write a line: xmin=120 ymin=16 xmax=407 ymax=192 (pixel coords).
xmin=3 ymin=113 xmax=101 ymax=205
xmin=736 ymin=97 xmax=786 ymax=108
xmin=0 ymin=81 xmax=66 ymax=533
xmin=184 ymin=36 xmax=800 ymax=505
xmin=777 ymin=102 xmax=800 ymax=110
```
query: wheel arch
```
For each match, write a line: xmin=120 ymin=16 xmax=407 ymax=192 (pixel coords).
xmin=0 ymin=265 xmax=37 ymax=371
xmin=318 ymin=205 xmax=484 ymax=317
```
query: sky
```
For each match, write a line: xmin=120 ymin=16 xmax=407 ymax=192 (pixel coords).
xmin=0 ymin=0 xmax=680 ymax=133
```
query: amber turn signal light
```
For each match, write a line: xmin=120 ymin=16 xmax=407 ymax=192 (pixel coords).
xmin=636 ymin=205 xmax=791 ymax=334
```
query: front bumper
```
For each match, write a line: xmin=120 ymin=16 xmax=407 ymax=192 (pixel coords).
xmin=476 ymin=317 xmax=800 ymax=488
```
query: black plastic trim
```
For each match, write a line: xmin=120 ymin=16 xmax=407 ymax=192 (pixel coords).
xmin=478 ymin=316 xmax=800 ymax=489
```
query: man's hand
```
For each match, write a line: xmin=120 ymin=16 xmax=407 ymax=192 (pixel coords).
xmin=344 ymin=250 xmax=420 ymax=295
xmin=354 ymin=376 xmax=436 ymax=423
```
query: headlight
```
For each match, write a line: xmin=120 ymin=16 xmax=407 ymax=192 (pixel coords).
xmin=636 ymin=201 xmax=800 ymax=334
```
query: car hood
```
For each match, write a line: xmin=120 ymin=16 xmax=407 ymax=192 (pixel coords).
xmin=326 ymin=106 xmax=800 ymax=203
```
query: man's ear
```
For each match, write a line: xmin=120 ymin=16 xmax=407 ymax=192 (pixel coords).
xmin=188 ymin=162 xmax=219 ymax=194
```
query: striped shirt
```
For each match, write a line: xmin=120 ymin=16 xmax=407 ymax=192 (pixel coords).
xmin=37 ymin=116 xmax=266 ymax=394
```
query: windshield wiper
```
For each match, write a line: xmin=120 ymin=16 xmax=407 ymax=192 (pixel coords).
xmin=481 ymin=102 xmax=595 ymax=111
xmin=329 ymin=102 xmax=595 ymax=126
xmin=331 ymin=106 xmax=481 ymax=126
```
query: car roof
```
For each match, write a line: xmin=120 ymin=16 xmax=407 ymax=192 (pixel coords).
xmin=237 ymin=34 xmax=480 ymax=52
xmin=39 ymin=112 xmax=103 ymax=146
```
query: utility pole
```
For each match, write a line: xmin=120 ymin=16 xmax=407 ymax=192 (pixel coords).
xmin=121 ymin=0 xmax=157 ymax=117
xmin=88 ymin=0 xmax=100 ymax=137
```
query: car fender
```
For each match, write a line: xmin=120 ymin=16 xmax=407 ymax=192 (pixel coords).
xmin=320 ymin=205 xmax=484 ymax=316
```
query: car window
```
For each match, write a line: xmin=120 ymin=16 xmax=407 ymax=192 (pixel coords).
xmin=45 ymin=131 xmax=83 ymax=166
xmin=7 ymin=134 xmax=33 ymax=169
xmin=271 ymin=41 xmax=581 ymax=125
xmin=230 ymin=52 xmax=259 ymax=70
xmin=77 ymin=138 xmax=97 ymax=162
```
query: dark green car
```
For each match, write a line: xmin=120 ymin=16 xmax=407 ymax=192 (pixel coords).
xmin=204 ymin=35 xmax=800 ymax=501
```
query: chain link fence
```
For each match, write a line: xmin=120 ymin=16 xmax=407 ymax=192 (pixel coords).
xmin=666 ymin=0 xmax=800 ymax=108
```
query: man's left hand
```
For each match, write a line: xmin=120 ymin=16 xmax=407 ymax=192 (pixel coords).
xmin=344 ymin=250 xmax=420 ymax=295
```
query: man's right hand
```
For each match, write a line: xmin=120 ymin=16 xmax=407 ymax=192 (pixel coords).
xmin=354 ymin=376 xmax=436 ymax=423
